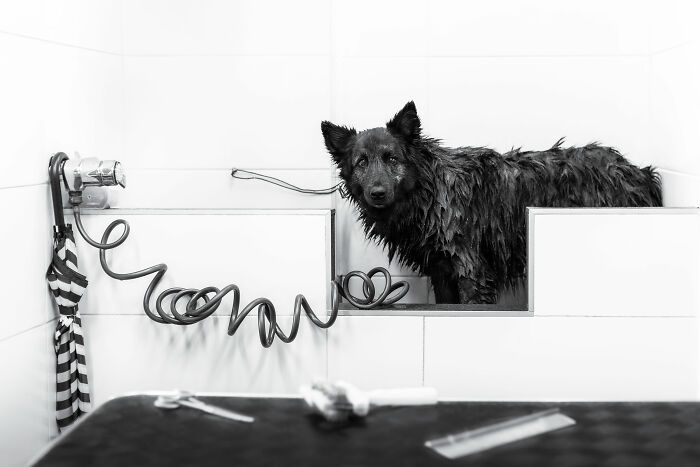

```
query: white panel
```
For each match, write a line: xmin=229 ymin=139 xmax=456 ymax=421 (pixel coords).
xmin=649 ymin=0 xmax=700 ymax=53
xmin=328 ymin=316 xmax=423 ymax=388
xmin=0 ymin=0 xmax=122 ymax=53
xmin=650 ymin=42 xmax=700 ymax=176
xmin=0 ymin=0 xmax=43 ymax=39
xmin=428 ymin=57 xmax=651 ymax=168
xmin=108 ymin=169 xmax=334 ymax=209
xmin=0 ymin=185 xmax=54 ymax=340
xmin=659 ymin=170 xmax=700 ymax=208
xmin=531 ymin=209 xmax=700 ymax=317
xmin=333 ymin=0 xmax=427 ymax=57
xmin=43 ymin=46 xmax=124 ymax=164
xmin=332 ymin=57 xmax=428 ymax=131
xmin=425 ymin=316 xmax=699 ymax=400
xmin=122 ymin=0 xmax=330 ymax=55
xmin=82 ymin=315 xmax=326 ymax=405
xmin=42 ymin=0 xmax=123 ymax=53
xmin=0 ymin=323 xmax=54 ymax=466
xmin=0 ymin=28 xmax=123 ymax=190
xmin=74 ymin=211 xmax=331 ymax=317
xmin=123 ymin=56 xmax=331 ymax=169
xmin=0 ymin=34 xmax=48 ymax=188
xmin=428 ymin=0 xmax=650 ymax=56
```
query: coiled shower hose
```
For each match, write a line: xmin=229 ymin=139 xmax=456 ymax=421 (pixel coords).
xmin=71 ymin=206 xmax=409 ymax=348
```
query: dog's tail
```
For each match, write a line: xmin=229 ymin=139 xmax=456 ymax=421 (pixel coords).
xmin=642 ymin=165 xmax=663 ymax=206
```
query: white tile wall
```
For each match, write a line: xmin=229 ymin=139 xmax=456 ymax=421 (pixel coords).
xmin=0 ymin=0 xmax=122 ymax=53
xmin=531 ymin=210 xmax=700 ymax=317
xmin=0 ymin=4 xmax=124 ymax=463
xmin=0 ymin=34 xmax=123 ymax=189
xmin=332 ymin=0 xmax=428 ymax=58
xmin=328 ymin=316 xmax=424 ymax=388
xmin=110 ymin=169 xmax=335 ymax=209
xmin=427 ymin=57 xmax=651 ymax=166
xmin=650 ymin=41 xmax=700 ymax=177
xmin=122 ymin=0 xmax=330 ymax=55
xmin=0 ymin=322 xmax=56 ymax=467
xmin=659 ymin=170 xmax=700 ymax=207
xmin=123 ymin=55 xmax=331 ymax=169
xmin=332 ymin=57 xmax=429 ymax=131
xmin=425 ymin=316 xmax=699 ymax=400
xmin=82 ymin=314 xmax=327 ymax=405
xmin=0 ymin=185 xmax=54 ymax=340
xmin=649 ymin=0 xmax=699 ymax=53
xmin=75 ymin=212 xmax=331 ymax=317
xmin=427 ymin=0 xmax=651 ymax=56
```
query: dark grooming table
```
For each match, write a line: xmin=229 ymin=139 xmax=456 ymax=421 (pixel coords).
xmin=31 ymin=395 xmax=700 ymax=466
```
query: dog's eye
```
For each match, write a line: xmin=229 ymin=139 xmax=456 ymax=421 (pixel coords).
xmin=386 ymin=154 xmax=398 ymax=164
xmin=357 ymin=156 xmax=368 ymax=168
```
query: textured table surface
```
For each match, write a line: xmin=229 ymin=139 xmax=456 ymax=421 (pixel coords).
xmin=31 ymin=396 xmax=700 ymax=466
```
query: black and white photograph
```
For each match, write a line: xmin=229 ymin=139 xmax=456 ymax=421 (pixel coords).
xmin=2 ymin=1 xmax=700 ymax=465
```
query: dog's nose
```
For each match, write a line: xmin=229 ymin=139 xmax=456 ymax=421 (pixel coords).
xmin=370 ymin=187 xmax=387 ymax=200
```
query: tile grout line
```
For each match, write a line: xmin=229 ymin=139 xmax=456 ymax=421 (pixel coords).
xmin=0 ymin=181 xmax=48 ymax=191
xmin=0 ymin=29 xmax=121 ymax=56
xmin=0 ymin=317 xmax=57 ymax=344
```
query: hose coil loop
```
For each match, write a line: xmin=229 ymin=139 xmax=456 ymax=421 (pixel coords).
xmin=72 ymin=208 xmax=409 ymax=348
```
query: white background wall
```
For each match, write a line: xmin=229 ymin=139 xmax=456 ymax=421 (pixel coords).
xmin=0 ymin=1 xmax=123 ymax=464
xmin=2 ymin=1 xmax=700 ymax=465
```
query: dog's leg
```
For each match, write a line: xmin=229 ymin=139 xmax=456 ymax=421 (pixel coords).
xmin=431 ymin=276 xmax=459 ymax=304
xmin=458 ymin=276 xmax=498 ymax=304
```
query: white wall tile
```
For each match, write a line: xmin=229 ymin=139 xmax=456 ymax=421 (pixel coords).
xmin=0 ymin=35 xmax=124 ymax=189
xmin=0 ymin=184 xmax=54 ymax=340
xmin=43 ymin=46 xmax=124 ymax=164
xmin=108 ymin=169 xmax=334 ymax=209
xmin=328 ymin=316 xmax=423 ymax=388
xmin=332 ymin=0 xmax=427 ymax=57
xmin=531 ymin=210 xmax=700 ymax=317
xmin=0 ymin=0 xmax=122 ymax=53
xmin=122 ymin=0 xmax=330 ymax=55
xmin=428 ymin=56 xmax=651 ymax=167
xmin=649 ymin=0 xmax=700 ymax=53
xmin=428 ymin=0 xmax=651 ymax=56
xmin=650 ymin=42 xmax=700 ymax=176
xmin=42 ymin=0 xmax=123 ymax=54
xmin=332 ymin=57 xmax=428 ymax=129
xmin=0 ymin=1 xmax=43 ymax=39
xmin=0 ymin=322 xmax=55 ymax=467
xmin=75 ymin=212 xmax=331 ymax=318
xmin=0 ymin=34 xmax=48 ymax=188
xmin=82 ymin=314 xmax=326 ymax=405
xmin=425 ymin=316 xmax=699 ymax=400
xmin=660 ymin=169 xmax=700 ymax=207
xmin=123 ymin=56 xmax=331 ymax=169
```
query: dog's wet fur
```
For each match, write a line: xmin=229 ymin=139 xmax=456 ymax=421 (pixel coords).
xmin=322 ymin=102 xmax=662 ymax=304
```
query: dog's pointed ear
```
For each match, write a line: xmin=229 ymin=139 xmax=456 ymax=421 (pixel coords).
xmin=386 ymin=101 xmax=421 ymax=143
xmin=321 ymin=121 xmax=356 ymax=163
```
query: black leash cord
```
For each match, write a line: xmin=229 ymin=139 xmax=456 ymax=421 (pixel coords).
xmin=71 ymin=206 xmax=409 ymax=348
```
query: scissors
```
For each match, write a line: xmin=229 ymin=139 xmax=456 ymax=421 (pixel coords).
xmin=154 ymin=390 xmax=254 ymax=423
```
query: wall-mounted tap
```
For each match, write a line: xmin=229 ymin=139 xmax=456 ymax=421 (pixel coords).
xmin=63 ymin=157 xmax=126 ymax=192
xmin=49 ymin=153 xmax=126 ymax=231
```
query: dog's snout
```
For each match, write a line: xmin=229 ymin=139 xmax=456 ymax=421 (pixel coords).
xmin=370 ymin=187 xmax=387 ymax=200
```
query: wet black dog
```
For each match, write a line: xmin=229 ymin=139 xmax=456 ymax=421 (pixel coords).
xmin=322 ymin=102 xmax=662 ymax=304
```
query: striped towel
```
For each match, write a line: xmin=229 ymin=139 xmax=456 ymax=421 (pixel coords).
xmin=46 ymin=226 xmax=91 ymax=430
